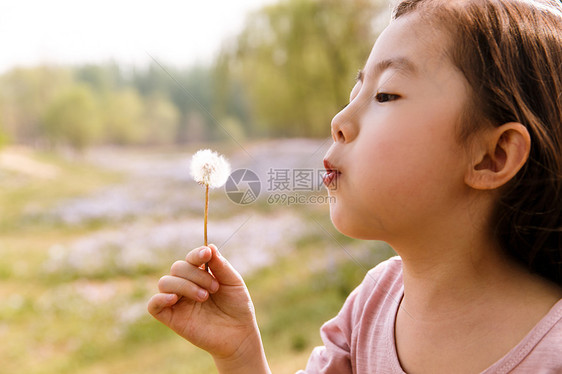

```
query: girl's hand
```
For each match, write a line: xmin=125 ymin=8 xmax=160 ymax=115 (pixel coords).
xmin=147 ymin=244 xmax=268 ymax=371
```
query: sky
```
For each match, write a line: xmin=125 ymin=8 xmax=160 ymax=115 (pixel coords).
xmin=0 ymin=0 xmax=279 ymax=73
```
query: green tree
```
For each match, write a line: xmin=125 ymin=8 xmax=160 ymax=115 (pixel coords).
xmin=0 ymin=66 xmax=73 ymax=144
xmin=74 ymin=62 xmax=128 ymax=93
xmin=100 ymin=88 xmax=146 ymax=145
xmin=143 ymin=93 xmax=180 ymax=145
xmin=217 ymin=0 xmax=386 ymax=137
xmin=131 ymin=64 xmax=219 ymax=143
xmin=0 ymin=101 xmax=9 ymax=149
xmin=0 ymin=124 xmax=9 ymax=149
xmin=43 ymin=84 xmax=102 ymax=151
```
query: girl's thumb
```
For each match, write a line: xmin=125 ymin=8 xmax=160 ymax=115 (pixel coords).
xmin=207 ymin=244 xmax=244 ymax=286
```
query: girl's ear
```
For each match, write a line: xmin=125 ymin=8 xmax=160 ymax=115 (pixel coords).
xmin=465 ymin=123 xmax=531 ymax=190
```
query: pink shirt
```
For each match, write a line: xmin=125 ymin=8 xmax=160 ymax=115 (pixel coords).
xmin=297 ymin=256 xmax=562 ymax=374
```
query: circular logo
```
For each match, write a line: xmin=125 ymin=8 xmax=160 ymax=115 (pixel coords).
xmin=225 ymin=169 xmax=261 ymax=205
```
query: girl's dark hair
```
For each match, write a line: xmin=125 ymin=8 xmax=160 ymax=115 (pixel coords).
xmin=394 ymin=0 xmax=562 ymax=285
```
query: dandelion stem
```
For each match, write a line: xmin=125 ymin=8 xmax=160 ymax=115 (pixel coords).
xmin=204 ymin=183 xmax=209 ymax=272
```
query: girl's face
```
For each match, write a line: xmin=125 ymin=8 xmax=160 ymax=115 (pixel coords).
xmin=324 ymin=14 xmax=473 ymax=242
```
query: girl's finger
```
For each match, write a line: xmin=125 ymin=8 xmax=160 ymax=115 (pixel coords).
xmin=158 ymin=275 xmax=210 ymax=302
xmin=170 ymin=260 xmax=219 ymax=294
xmin=147 ymin=293 xmax=178 ymax=317
xmin=185 ymin=246 xmax=213 ymax=268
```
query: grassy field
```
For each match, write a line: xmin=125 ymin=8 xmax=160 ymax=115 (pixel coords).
xmin=0 ymin=144 xmax=394 ymax=374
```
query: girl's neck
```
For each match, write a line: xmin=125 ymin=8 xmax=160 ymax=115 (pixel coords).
xmin=393 ymin=239 xmax=562 ymax=374
xmin=395 ymin=238 xmax=562 ymax=321
xmin=393 ymin=234 xmax=562 ymax=374
xmin=385 ymin=189 xmax=562 ymax=320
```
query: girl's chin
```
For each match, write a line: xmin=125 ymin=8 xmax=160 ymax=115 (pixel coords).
xmin=330 ymin=209 xmax=363 ymax=238
xmin=329 ymin=206 xmax=383 ymax=240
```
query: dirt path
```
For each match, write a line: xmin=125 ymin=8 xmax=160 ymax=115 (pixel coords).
xmin=0 ymin=146 xmax=60 ymax=179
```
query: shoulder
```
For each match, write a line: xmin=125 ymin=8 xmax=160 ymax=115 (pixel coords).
xmin=325 ymin=256 xmax=403 ymax=323
xmin=358 ymin=256 xmax=403 ymax=302
xmin=488 ymin=299 xmax=562 ymax=373
xmin=342 ymin=256 xmax=404 ymax=325
xmin=315 ymin=256 xmax=404 ymax=350
xmin=523 ymin=299 xmax=562 ymax=362
xmin=365 ymin=256 xmax=403 ymax=285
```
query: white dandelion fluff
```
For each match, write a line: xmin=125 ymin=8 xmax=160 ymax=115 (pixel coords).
xmin=190 ymin=149 xmax=231 ymax=188
xmin=190 ymin=149 xmax=231 ymax=271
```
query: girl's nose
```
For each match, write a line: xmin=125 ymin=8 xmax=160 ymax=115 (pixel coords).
xmin=331 ymin=104 xmax=358 ymax=143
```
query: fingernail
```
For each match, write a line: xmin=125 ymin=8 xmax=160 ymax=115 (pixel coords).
xmin=197 ymin=289 xmax=208 ymax=300
xmin=199 ymin=247 xmax=209 ymax=259
xmin=210 ymin=280 xmax=219 ymax=293
xmin=166 ymin=294 xmax=175 ymax=302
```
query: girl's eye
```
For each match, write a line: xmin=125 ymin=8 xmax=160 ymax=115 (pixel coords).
xmin=375 ymin=92 xmax=400 ymax=103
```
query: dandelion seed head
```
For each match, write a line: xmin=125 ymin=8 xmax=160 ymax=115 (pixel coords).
xmin=190 ymin=149 xmax=231 ymax=188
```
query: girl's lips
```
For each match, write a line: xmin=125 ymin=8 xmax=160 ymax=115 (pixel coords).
xmin=323 ymin=159 xmax=340 ymax=188
xmin=323 ymin=171 xmax=338 ymax=187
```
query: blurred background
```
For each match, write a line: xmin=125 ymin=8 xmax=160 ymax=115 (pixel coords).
xmin=0 ymin=0 xmax=396 ymax=372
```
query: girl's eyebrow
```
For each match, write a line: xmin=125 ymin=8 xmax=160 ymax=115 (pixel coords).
xmin=357 ymin=57 xmax=418 ymax=82
xmin=356 ymin=69 xmax=364 ymax=82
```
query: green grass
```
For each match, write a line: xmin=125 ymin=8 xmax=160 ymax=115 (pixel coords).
xmin=0 ymin=148 xmax=394 ymax=374
xmin=0 ymin=152 xmax=123 ymax=233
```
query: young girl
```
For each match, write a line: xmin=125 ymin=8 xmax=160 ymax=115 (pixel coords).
xmin=148 ymin=0 xmax=562 ymax=372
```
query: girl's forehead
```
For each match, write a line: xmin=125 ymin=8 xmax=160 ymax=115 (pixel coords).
xmin=365 ymin=15 xmax=451 ymax=77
